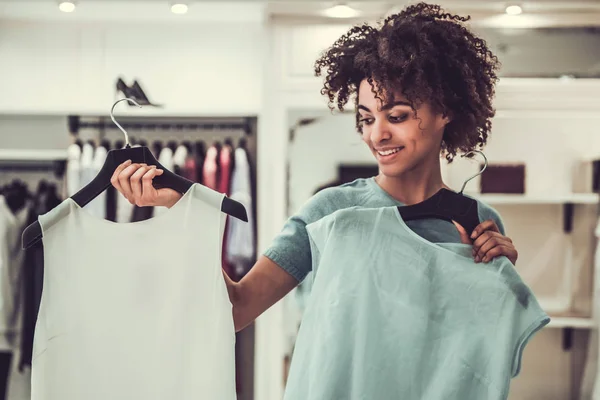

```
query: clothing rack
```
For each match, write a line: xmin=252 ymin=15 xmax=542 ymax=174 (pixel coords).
xmin=0 ymin=150 xmax=67 ymax=174
xmin=68 ymin=115 xmax=254 ymax=136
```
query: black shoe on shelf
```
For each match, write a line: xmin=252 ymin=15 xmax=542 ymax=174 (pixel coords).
xmin=116 ymin=77 xmax=136 ymax=99
xmin=130 ymin=80 xmax=162 ymax=107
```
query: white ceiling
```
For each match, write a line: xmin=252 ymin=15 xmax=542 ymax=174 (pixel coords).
xmin=0 ymin=0 xmax=599 ymax=26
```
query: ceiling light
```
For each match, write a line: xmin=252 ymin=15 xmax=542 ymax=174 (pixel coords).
xmin=58 ymin=1 xmax=76 ymax=13
xmin=171 ymin=3 xmax=188 ymax=15
xmin=505 ymin=5 xmax=523 ymax=15
xmin=323 ymin=4 xmax=360 ymax=19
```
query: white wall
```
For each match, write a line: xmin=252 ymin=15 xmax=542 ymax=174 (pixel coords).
xmin=0 ymin=20 xmax=265 ymax=115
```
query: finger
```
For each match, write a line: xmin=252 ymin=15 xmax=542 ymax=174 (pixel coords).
xmin=110 ymin=160 xmax=132 ymax=192
xmin=475 ymin=235 xmax=512 ymax=262
xmin=452 ymin=221 xmax=472 ymax=245
xmin=480 ymin=245 xmax=516 ymax=263
xmin=130 ymin=165 xmax=151 ymax=204
xmin=118 ymin=163 xmax=142 ymax=203
xmin=141 ymin=167 xmax=159 ymax=202
xmin=470 ymin=219 xmax=500 ymax=240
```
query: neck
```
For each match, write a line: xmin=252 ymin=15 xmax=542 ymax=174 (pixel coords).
xmin=376 ymin=157 xmax=449 ymax=205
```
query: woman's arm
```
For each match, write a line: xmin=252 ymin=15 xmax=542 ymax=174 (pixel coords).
xmin=224 ymin=256 xmax=298 ymax=332
xmin=110 ymin=161 xmax=300 ymax=331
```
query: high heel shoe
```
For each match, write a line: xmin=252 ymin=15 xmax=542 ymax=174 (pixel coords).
xmin=116 ymin=78 xmax=136 ymax=99
xmin=130 ymin=80 xmax=162 ymax=107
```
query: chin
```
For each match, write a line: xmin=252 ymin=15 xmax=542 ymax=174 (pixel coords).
xmin=378 ymin=164 xmax=408 ymax=178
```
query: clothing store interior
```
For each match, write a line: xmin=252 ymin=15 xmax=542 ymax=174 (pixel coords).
xmin=0 ymin=1 xmax=599 ymax=399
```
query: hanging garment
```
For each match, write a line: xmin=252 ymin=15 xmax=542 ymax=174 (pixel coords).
xmin=173 ymin=145 xmax=188 ymax=177
xmin=195 ymin=147 xmax=206 ymax=185
xmin=225 ymin=147 xmax=255 ymax=280
xmin=153 ymin=147 xmax=176 ymax=216
xmin=218 ymin=145 xmax=234 ymax=278
xmin=0 ymin=196 xmax=25 ymax=353
xmin=19 ymin=188 xmax=62 ymax=371
xmin=83 ymin=145 xmax=108 ymax=219
xmin=218 ymin=146 xmax=232 ymax=195
xmin=65 ymin=143 xmax=81 ymax=197
xmin=78 ymin=142 xmax=95 ymax=189
xmin=183 ymin=156 xmax=198 ymax=183
xmin=284 ymin=206 xmax=550 ymax=400
xmin=33 ymin=183 xmax=236 ymax=400
xmin=202 ymin=146 xmax=219 ymax=191
xmin=158 ymin=147 xmax=174 ymax=173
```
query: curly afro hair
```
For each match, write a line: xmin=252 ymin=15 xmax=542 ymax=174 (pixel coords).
xmin=314 ymin=2 xmax=501 ymax=162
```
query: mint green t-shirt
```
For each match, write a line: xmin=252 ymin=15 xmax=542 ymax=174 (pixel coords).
xmin=264 ymin=177 xmax=506 ymax=282
xmin=283 ymin=206 xmax=549 ymax=400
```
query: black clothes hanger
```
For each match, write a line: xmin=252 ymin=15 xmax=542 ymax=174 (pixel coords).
xmin=397 ymin=151 xmax=487 ymax=236
xmin=22 ymin=98 xmax=248 ymax=250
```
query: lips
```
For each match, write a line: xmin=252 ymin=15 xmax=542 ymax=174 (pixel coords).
xmin=376 ymin=147 xmax=404 ymax=156
xmin=374 ymin=146 xmax=404 ymax=159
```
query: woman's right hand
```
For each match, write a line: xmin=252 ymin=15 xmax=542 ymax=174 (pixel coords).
xmin=110 ymin=160 xmax=182 ymax=208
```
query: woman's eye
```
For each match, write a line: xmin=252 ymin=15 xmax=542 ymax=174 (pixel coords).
xmin=359 ymin=118 xmax=374 ymax=125
xmin=389 ymin=114 xmax=408 ymax=123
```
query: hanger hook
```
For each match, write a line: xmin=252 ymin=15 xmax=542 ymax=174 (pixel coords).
xmin=459 ymin=150 xmax=488 ymax=194
xmin=110 ymin=98 xmax=142 ymax=148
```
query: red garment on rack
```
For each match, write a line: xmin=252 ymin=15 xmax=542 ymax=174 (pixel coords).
xmin=202 ymin=147 xmax=218 ymax=190
xmin=182 ymin=157 xmax=197 ymax=183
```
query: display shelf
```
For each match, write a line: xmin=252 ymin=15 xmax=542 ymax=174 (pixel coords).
xmin=467 ymin=193 xmax=599 ymax=205
xmin=547 ymin=317 xmax=595 ymax=329
xmin=0 ymin=149 xmax=68 ymax=161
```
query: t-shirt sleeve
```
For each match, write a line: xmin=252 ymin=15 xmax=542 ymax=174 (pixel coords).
xmin=262 ymin=189 xmax=337 ymax=282
xmin=509 ymin=285 xmax=550 ymax=377
xmin=305 ymin=215 xmax=335 ymax=272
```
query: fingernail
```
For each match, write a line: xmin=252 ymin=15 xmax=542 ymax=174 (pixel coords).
xmin=470 ymin=231 xmax=476 ymax=239
xmin=125 ymin=160 xmax=132 ymax=165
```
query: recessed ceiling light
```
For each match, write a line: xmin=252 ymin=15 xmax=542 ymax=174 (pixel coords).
xmin=323 ymin=4 xmax=360 ymax=19
xmin=58 ymin=1 xmax=76 ymax=13
xmin=505 ymin=5 xmax=523 ymax=15
xmin=171 ymin=3 xmax=188 ymax=15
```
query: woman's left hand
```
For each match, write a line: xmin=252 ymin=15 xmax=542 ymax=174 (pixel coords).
xmin=454 ymin=219 xmax=518 ymax=265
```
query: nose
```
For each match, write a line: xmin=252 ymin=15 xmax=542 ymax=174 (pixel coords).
xmin=369 ymin=119 xmax=392 ymax=144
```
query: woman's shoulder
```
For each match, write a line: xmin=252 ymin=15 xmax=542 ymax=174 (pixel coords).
xmin=296 ymin=178 xmax=374 ymax=224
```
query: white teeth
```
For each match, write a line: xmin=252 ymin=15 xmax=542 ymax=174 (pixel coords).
xmin=377 ymin=147 xmax=402 ymax=156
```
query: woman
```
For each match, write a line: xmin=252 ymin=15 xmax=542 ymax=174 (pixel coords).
xmin=111 ymin=2 xmax=523 ymax=397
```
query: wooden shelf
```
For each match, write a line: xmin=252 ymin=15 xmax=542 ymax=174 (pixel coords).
xmin=547 ymin=317 xmax=595 ymax=329
xmin=467 ymin=193 xmax=599 ymax=205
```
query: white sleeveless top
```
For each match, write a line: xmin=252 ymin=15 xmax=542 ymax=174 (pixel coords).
xmin=33 ymin=183 xmax=236 ymax=400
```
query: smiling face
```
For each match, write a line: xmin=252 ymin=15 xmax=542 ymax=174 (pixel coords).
xmin=357 ymin=79 xmax=450 ymax=178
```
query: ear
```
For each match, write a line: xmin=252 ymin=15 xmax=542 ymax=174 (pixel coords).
xmin=441 ymin=112 xmax=452 ymax=125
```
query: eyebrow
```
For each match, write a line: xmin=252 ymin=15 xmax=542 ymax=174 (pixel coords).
xmin=358 ymin=100 xmax=412 ymax=113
